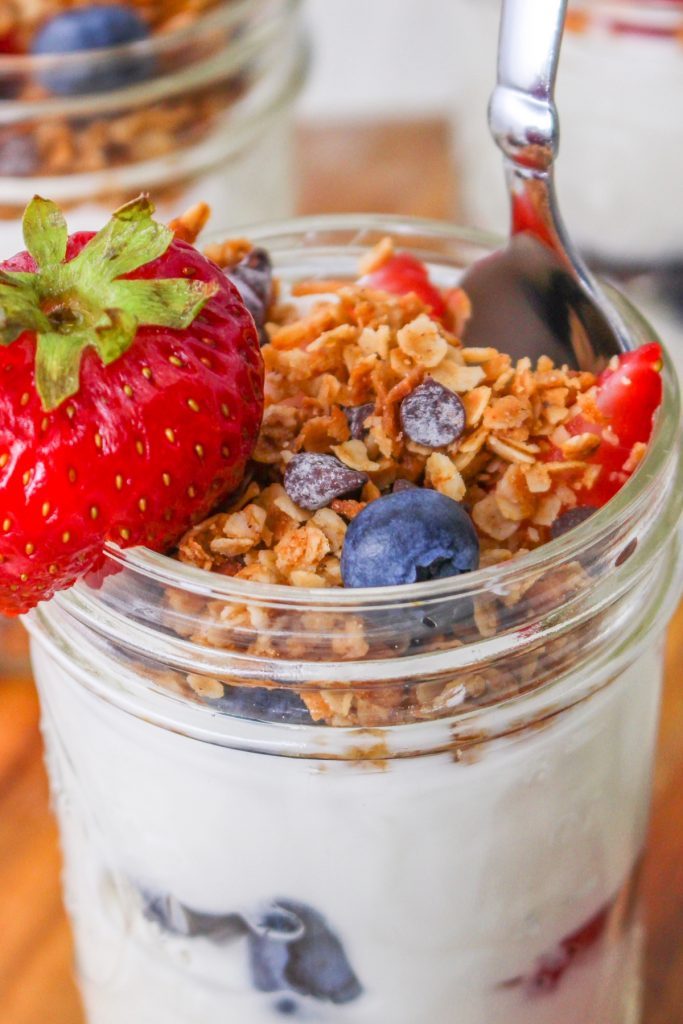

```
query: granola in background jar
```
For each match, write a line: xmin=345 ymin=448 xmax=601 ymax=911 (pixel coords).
xmin=0 ymin=0 xmax=308 ymax=248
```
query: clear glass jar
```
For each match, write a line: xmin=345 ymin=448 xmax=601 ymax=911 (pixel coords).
xmin=0 ymin=0 xmax=308 ymax=252
xmin=452 ymin=0 xmax=683 ymax=372
xmin=26 ymin=216 xmax=683 ymax=1024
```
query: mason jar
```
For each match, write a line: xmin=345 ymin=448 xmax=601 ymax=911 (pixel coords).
xmin=26 ymin=217 xmax=683 ymax=1024
xmin=0 ymin=0 xmax=308 ymax=253
xmin=452 ymin=0 xmax=683 ymax=372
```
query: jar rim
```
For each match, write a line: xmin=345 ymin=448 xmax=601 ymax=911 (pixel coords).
xmin=98 ymin=212 xmax=682 ymax=613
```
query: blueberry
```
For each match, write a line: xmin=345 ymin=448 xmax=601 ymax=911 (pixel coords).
xmin=399 ymin=377 xmax=466 ymax=448
xmin=225 ymin=248 xmax=273 ymax=347
xmin=551 ymin=505 xmax=598 ymax=539
xmin=31 ymin=5 xmax=151 ymax=95
xmin=249 ymin=933 xmax=290 ymax=992
xmin=278 ymin=900 xmax=362 ymax=1005
xmin=340 ymin=489 xmax=479 ymax=588
xmin=248 ymin=900 xmax=362 ymax=1005
xmin=343 ymin=402 xmax=374 ymax=440
xmin=140 ymin=890 xmax=245 ymax=940
xmin=208 ymin=684 xmax=313 ymax=725
xmin=248 ymin=907 xmax=306 ymax=942
xmin=143 ymin=890 xmax=363 ymax=1008
xmin=284 ymin=453 xmax=367 ymax=512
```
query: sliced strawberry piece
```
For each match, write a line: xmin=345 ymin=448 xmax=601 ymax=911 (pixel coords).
xmin=0 ymin=195 xmax=263 ymax=615
xmin=511 ymin=192 xmax=556 ymax=251
xmin=595 ymin=342 xmax=662 ymax=451
xmin=362 ymin=252 xmax=446 ymax=319
xmin=577 ymin=442 xmax=631 ymax=508
xmin=557 ymin=344 xmax=663 ymax=508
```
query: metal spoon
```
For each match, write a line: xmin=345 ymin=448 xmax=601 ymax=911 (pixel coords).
xmin=460 ymin=0 xmax=629 ymax=371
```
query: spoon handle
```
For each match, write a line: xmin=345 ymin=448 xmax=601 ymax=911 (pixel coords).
xmin=489 ymin=0 xmax=568 ymax=172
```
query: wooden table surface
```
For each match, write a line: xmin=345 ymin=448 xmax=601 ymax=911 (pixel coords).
xmin=0 ymin=120 xmax=681 ymax=1024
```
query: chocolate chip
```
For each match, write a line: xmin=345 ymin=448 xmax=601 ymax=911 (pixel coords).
xmin=399 ymin=377 xmax=466 ymax=448
xmin=551 ymin=505 xmax=598 ymax=539
xmin=343 ymin=403 xmax=374 ymax=440
xmin=226 ymin=247 xmax=273 ymax=346
xmin=284 ymin=453 xmax=368 ymax=511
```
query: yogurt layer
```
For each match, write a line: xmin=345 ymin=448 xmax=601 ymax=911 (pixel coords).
xmin=32 ymin=637 xmax=661 ymax=1024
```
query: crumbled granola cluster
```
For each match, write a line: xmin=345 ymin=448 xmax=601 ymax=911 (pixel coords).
xmin=178 ymin=235 xmax=607 ymax=589
xmin=154 ymin=227 xmax=623 ymax=728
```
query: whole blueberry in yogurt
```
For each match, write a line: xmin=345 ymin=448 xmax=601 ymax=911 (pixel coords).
xmin=249 ymin=900 xmax=362 ymax=1005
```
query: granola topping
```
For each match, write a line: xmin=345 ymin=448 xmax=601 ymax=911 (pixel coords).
xmin=179 ymin=240 xmax=644 ymax=584
xmin=166 ymin=226 xmax=663 ymax=728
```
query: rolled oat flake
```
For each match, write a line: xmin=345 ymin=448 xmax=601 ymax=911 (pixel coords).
xmin=284 ymin=453 xmax=368 ymax=511
xmin=400 ymin=377 xmax=466 ymax=448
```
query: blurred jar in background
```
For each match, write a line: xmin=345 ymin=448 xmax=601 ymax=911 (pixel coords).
xmin=453 ymin=0 xmax=683 ymax=367
xmin=0 ymin=0 xmax=308 ymax=250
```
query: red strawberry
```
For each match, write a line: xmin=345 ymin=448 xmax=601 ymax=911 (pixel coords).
xmin=594 ymin=341 xmax=662 ymax=450
xmin=0 ymin=195 xmax=263 ymax=615
xmin=562 ymin=343 xmax=663 ymax=507
xmin=511 ymin=191 xmax=556 ymax=250
xmin=0 ymin=31 xmax=19 ymax=54
xmin=361 ymin=252 xmax=446 ymax=319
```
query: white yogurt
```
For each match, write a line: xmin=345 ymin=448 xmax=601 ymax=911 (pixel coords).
xmin=31 ymin=635 xmax=662 ymax=1024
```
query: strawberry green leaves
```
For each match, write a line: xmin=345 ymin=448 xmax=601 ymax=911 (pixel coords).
xmin=91 ymin=307 xmax=138 ymax=366
xmin=69 ymin=194 xmax=174 ymax=280
xmin=34 ymin=332 xmax=87 ymax=414
xmin=22 ymin=195 xmax=68 ymax=268
xmin=107 ymin=278 xmax=217 ymax=329
xmin=0 ymin=270 xmax=50 ymax=345
xmin=0 ymin=194 xmax=217 ymax=411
